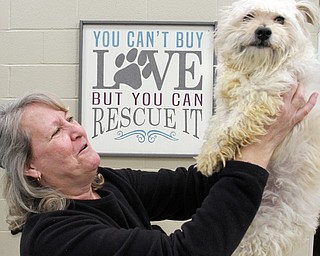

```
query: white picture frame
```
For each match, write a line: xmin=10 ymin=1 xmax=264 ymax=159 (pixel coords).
xmin=79 ymin=21 xmax=216 ymax=156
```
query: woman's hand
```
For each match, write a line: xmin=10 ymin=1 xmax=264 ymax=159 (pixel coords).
xmin=236 ymin=83 xmax=318 ymax=169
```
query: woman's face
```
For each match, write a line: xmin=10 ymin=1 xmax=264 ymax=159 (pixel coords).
xmin=21 ymin=103 xmax=100 ymax=195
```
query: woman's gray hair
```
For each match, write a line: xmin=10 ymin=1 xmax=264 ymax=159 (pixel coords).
xmin=0 ymin=93 xmax=103 ymax=233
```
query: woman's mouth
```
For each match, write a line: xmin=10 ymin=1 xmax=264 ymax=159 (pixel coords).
xmin=79 ymin=144 xmax=88 ymax=154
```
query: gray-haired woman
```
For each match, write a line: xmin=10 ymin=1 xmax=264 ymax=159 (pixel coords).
xmin=0 ymin=84 xmax=317 ymax=256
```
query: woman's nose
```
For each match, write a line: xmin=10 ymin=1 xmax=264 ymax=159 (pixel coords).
xmin=68 ymin=122 xmax=83 ymax=141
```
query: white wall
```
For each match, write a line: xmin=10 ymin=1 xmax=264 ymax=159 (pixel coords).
xmin=0 ymin=0 xmax=318 ymax=255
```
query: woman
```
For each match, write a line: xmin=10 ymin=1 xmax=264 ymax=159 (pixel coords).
xmin=0 ymin=83 xmax=317 ymax=256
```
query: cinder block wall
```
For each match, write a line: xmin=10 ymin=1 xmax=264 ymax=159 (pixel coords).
xmin=0 ymin=0 xmax=318 ymax=255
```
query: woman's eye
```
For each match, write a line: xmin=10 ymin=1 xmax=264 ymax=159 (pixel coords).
xmin=275 ymin=16 xmax=285 ymax=24
xmin=52 ymin=128 xmax=61 ymax=137
xmin=67 ymin=116 xmax=74 ymax=122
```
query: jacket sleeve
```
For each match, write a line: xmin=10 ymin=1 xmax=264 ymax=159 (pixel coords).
xmin=119 ymin=160 xmax=268 ymax=255
xmin=120 ymin=161 xmax=267 ymax=222
xmin=175 ymin=161 xmax=269 ymax=255
xmin=21 ymin=161 xmax=268 ymax=256
xmin=117 ymin=163 xmax=220 ymax=221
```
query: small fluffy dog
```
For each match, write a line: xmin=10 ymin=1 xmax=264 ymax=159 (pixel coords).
xmin=196 ymin=0 xmax=320 ymax=255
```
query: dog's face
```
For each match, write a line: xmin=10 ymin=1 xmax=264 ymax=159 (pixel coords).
xmin=215 ymin=0 xmax=318 ymax=75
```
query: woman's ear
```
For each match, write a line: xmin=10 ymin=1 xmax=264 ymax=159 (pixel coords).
xmin=24 ymin=164 xmax=41 ymax=179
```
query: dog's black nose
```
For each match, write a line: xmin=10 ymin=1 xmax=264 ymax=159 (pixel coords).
xmin=255 ymin=27 xmax=272 ymax=41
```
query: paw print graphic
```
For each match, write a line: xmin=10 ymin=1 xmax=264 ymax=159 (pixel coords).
xmin=113 ymin=48 xmax=152 ymax=90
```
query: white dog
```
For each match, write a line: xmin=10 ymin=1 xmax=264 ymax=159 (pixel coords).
xmin=196 ymin=0 xmax=320 ymax=255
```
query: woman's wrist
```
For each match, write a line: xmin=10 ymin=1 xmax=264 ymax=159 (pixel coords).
xmin=236 ymin=143 xmax=274 ymax=170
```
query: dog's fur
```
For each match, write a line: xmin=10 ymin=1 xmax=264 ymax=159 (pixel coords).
xmin=196 ymin=0 xmax=320 ymax=255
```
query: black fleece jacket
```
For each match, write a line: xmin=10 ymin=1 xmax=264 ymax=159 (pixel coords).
xmin=20 ymin=161 xmax=268 ymax=256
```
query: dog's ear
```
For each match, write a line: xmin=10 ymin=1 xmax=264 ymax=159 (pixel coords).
xmin=296 ymin=0 xmax=319 ymax=25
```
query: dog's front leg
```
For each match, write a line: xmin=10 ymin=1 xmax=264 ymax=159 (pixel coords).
xmin=197 ymin=92 xmax=280 ymax=176
xmin=196 ymin=111 xmax=232 ymax=176
xmin=196 ymin=109 xmax=257 ymax=176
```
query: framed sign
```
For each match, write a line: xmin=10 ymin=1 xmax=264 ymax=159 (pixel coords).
xmin=79 ymin=21 xmax=216 ymax=156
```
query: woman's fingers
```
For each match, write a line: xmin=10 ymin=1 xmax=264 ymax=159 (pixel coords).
xmin=291 ymin=82 xmax=306 ymax=109
xmin=294 ymin=92 xmax=318 ymax=124
xmin=282 ymin=82 xmax=298 ymax=103
xmin=281 ymin=82 xmax=318 ymax=125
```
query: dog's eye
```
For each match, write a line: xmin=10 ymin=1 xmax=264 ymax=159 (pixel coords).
xmin=274 ymin=16 xmax=285 ymax=24
xmin=243 ymin=14 xmax=254 ymax=22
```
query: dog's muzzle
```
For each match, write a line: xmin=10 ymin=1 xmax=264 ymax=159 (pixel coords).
xmin=254 ymin=27 xmax=272 ymax=47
